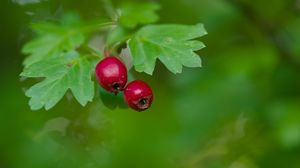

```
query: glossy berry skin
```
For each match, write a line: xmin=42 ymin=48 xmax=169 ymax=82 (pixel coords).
xmin=95 ymin=56 xmax=127 ymax=94
xmin=124 ymin=80 xmax=153 ymax=112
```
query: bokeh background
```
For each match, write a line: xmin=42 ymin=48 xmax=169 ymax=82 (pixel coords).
xmin=1 ymin=0 xmax=300 ymax=167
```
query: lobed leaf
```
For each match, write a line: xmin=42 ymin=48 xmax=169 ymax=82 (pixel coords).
xmin=118 ymin=2 xmax=160 ymax=28
xmin=106 ymin=26 xmax=131 ymax=49
xmin=22 ymin=16 xmax=84 ymax=67
xmin=21 ymin=51 xmax=95 ymax=110
xmin=128 ymin=23 xmax=207 ymax=75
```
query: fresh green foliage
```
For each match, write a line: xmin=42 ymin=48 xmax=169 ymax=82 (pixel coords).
xmin=20 ymin=51 xmax=94 ymax=110
xmin=107 ymin=2 xmax=161 ymax=50
xmin=106 ymin=26 xmax=131 ymax=49
xmin=118 ymin=2 xmax=160 ymax=28
xmin=21 ymin=13 xmax=106 ymax=110
xmin=22 ymin=14 xmax=85 ymax=67
xmin=21 ymin=2 xmax=207 ymax=110
xmin=4 ymin=0 xmax=300 ymax=167
xmin=128 ymin=24 xmax=207 ymax=74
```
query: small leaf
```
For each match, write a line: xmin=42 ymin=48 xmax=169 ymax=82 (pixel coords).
xmin=21 ymin=51 xmax=95 ymax=110
xmin=118 ymin=2 xmax=160 ymax=28
xmin=106 ymin=26 xmax=131 ymax=49
xmin=128 ymin=24 xmax=207 ymax=75
xmin=22 ymin=14 xmax=85 ymax=67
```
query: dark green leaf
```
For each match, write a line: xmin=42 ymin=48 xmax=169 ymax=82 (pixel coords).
xmin=98 ymin=86 xmax=127 ymax=110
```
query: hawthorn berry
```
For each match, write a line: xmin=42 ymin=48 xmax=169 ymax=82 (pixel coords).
xmin=95 ymin=56 xmax=127 ymax=94
xmin=123 ymin=80 xmax=153 ymax=112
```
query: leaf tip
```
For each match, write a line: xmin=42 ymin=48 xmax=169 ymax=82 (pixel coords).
xmin=19 ymin=72 xmax=25 ymax=77
xmin=195 ymin=23 xmax=208 ymax=36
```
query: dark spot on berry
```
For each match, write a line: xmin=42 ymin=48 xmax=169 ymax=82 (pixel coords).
xmin=139 ymin=98 xmax=147 ymax=106
xmin=111 ymin=83 xmax=121 ymax=95
xmin=123 ymin=80 xmax=153 ymax=111
xmin=112 ymin=83 xmax=120 ymax=90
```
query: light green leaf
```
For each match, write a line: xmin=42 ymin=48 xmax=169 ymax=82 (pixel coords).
xmin=119 ymin=2 xmax=160 ymax=28
xmin=128 ymin=24 xmax=207 ymax=74
xmin=106 ymin=26 xmax=131 ymax=49
xmin=22 ymin=17 xmax=84 ymax=67
xmin=20 ymin=51 xmax=95 ymax=111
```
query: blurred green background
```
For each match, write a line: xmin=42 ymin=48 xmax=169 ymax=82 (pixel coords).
xmin=1 ymin=0 xmax=300 ymax=167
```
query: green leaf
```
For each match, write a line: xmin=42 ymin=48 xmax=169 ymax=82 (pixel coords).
xmin=106 ymin=26 xmax=131 ymax=49
xmin=128 ymin=24 xmax=207 ymax=75
xmin=118 ymin=2 xmax=160 ymax=28
xmin=22 ymin=16 xmax=85 ymax=67
xmin=98 ymin=86 xmax=127 ymax=110
xmin=20 ymin=51 xmax=95 ymax=111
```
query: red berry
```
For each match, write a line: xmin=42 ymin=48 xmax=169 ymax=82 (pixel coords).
xmin=95 ymin=56 xmax=127 ymax=94
xmin=124 ymin=80 xmax=153 ymax=112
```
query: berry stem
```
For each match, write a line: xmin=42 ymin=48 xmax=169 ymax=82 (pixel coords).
xmin=104 ymin=48 xmax=110 ymax=58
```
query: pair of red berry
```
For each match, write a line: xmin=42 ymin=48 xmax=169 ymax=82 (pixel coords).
xmin=95 ymin=56 xmax=153 ymax=112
